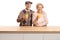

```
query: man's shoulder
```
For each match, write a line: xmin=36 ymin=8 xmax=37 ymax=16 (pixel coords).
xmin=21 ymin=9 xmax=35 ymax=13
xmin=30 ymin=10 xmax=35 ymax=13
xmin=20 ymin=9 xmax=26 ymax=13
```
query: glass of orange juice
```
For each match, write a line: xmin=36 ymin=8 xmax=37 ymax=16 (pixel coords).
xmin=37 ymin=13 xmax=41 ymax=19
xmin=25 ymin=13 xmax=28 ymax=20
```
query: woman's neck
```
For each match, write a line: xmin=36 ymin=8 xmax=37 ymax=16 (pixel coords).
xmin=37 ymin=10 xmax=42 ymax=13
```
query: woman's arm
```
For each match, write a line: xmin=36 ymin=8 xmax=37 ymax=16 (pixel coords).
xmin=40 ymin=12 xmax=48 ymax=26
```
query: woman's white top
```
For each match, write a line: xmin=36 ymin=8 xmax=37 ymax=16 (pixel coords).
xmin=32 ymin=11 xmax=48 ymax=26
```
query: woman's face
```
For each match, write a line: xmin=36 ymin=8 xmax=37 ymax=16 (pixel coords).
xmin=37 ymin=5 xmax=43 ymax=11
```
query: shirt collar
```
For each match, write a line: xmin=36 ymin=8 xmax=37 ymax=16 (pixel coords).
xmin=25 ymin=9 xmax=30 ymax=12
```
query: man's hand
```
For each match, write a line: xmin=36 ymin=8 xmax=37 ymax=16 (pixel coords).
xmin=17 ymin=18 xmax=23 ymax=22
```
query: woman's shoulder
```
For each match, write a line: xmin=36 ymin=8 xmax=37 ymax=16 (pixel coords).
xmin=42 ymin=11 xmax=46 ymax=15
xmin=42 ymin=10 xmax=46 ymax=13
xmin=42 ymin=11 xmax=47 ymax=17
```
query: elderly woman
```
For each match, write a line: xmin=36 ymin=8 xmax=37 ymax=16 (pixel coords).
xmin=33 ymin=3 xmax=48 ymax=27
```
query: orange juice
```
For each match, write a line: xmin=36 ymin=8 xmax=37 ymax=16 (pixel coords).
xmin=25 ymin=13 xmax=28 ymax=19
xmin=37 ymin=13 xmax=41 ymax=19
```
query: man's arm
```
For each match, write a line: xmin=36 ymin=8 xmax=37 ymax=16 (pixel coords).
xmin=17 ymin=11 xmax=24 ymax=22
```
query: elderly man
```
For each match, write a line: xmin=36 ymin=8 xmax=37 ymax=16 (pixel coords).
xmin=17 ymin=1 xmax=34 ymax=26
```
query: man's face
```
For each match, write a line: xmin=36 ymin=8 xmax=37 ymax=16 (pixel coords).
xmin=25 ymin=3 xmax=31 ymax=9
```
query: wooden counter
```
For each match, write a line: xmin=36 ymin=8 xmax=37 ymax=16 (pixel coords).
xmin=1 ymin=26 xmax=60 ymax=40
xmin=0 ymin=26 xmax=60 ymax=33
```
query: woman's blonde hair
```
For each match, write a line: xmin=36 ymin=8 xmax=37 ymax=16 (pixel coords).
xmin=36 ymin=3 xmax=44 ymax=8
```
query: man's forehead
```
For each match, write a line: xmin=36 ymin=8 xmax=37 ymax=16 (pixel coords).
xmin=25 ymin=1 xmax=32 ymax=4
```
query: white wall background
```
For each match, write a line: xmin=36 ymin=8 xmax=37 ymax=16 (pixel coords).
xmin=0 ymin=0 xmax=60 ymax=27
